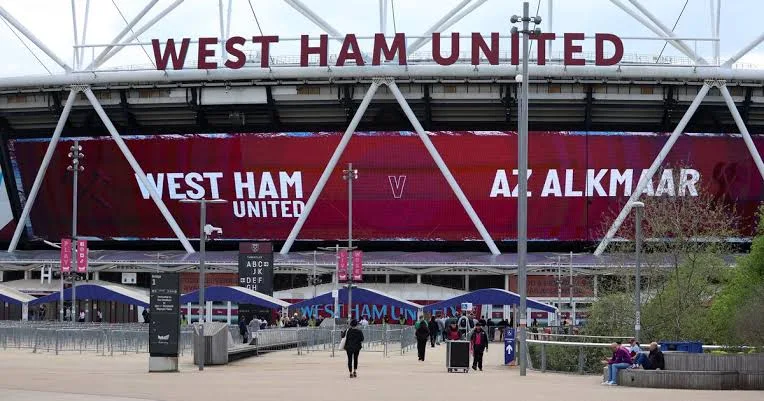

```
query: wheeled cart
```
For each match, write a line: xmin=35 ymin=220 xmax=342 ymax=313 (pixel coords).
xmin=446 ymin=340 xmax=470 ymax=373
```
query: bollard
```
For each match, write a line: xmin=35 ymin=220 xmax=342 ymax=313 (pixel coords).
xmin=541 ymin=343 xmax=547 ymax=372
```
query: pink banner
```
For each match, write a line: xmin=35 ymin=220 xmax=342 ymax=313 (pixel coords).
xmin=337 ymin=250 xmax=348 ymax=282
xmin=76 ymin=239 xmax=88 ymax=273
xmin=352 ymin=250 xmax=363 ymax=282
xmin=60 ymin=238 xmax=72 ymax=273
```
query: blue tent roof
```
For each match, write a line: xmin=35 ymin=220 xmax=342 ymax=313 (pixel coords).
xmin=28 ymin=284 xmax=149 ymax=307
xmin=180 ymin=286 xmax=289 ymax=309
xmin=289 ymin=287 xmax=422 ymax=312
xmin=0 ymin=284 xmax=35 ymax=305
xmin=422 ymin=289 xmax=557 ymax=313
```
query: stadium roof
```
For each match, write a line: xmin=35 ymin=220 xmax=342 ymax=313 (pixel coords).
xmin=29 ymin=283 xmax=149 ymax=307
xmin=180 ymin=286 xmax=289 ymax=309
xmin=423 ymin=288 xmax=557 ymax=313
xmin=0 ymin=283 xmax=35 ymax=304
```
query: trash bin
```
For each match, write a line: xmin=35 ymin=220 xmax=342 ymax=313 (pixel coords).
xmin=446 ymin=341 xmax=470 ymax=373
xmin=659 ymin=341 xmax=703 ymax=353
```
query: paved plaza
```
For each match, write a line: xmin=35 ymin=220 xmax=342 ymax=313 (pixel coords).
xmin=0 ymin=346 xmax=761 ymax=401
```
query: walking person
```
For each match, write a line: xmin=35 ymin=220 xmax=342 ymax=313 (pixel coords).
xmin=238 ymin=315 xmax=248 ymax=344
xmin=415 ymin=319 xmax=430 ymax=361
xmin=343 ymin=319 xmax=364 ymax=378
xmin=428 ymin=316 xmax=439 ymax=347
xmin=470 ymin=323 xmax=489 ymax=371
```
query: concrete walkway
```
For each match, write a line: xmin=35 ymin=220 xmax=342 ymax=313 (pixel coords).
xmin=0 ymin=345 xmax=760 ymax=401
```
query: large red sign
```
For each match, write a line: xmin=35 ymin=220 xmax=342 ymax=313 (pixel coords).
xmin=151 ymin=32 xmax=624 ymax=70
xmin=9 ymin=131 xmax=764 ymax=242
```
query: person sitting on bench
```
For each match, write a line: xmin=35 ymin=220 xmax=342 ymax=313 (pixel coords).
xmin=632 ymin=342 xmax=665 ymax=370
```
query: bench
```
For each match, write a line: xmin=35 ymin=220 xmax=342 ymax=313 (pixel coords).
xmin=602 ymin=367 xmax=763 ymax=390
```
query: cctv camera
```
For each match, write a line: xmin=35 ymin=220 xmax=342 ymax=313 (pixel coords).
xmin=204 ymin=224 xmax=223 ymax=237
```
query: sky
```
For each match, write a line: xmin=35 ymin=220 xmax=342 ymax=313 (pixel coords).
xmin=0 ymin=0 xmax=762 ymax=77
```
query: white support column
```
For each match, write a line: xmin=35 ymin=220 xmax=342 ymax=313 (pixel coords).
xmin=94 ymin=0 xmax=184 ymax=70
xmin=723 ymin=32 xmax=764 ymax=68
xmin=608 ymin=0 xmax=705 ymax=64
xmin=379 ymin=0 xmax=387 ymax=34
xmin=225 ymin=0 xmax=233 ymax=40
xmin=218 ymin=0 xmax=226 ymax=61
xmin=82 ymin=87 xmax=195 ymax=253
xmin=626 ymin=0 xmax=706 ymax=64
xmin=0 ymin=6 xmax=72 ymax=72
xmin=719 ymin=85 xmax=764 ymax=181
xmin=416 ymin=274 xmax=422 ymax=284
xmin=465 ymin=274 xmax=470 ymax=291
xmin=714 ymin=0 xmax=721 ymax=64
xmin=280 ymin=81 xmax=381 ymax=254
xmin=22 ymin=302 xmax=28 ymax=321
xmin=0 ymin=270 xmax=3 ymax=282
xmin=548 ymin=0 xmax=553 ymax=62
xmin=226 ymin=301 xmax=232 ymax=325
xmin=504 ymin=274 xmax=510 ymax=291
xmin=85 ymin=0 xmax=159 ymax=70
xmin=24 ymin=270 xmax=30 ymax=280
xmin=71 ymin=0 xmax=80 ymax=68
xmin=593 ymin=274 xmax=598 ymax=297
xmin=385 ymin=274 xmax=390 ymax=284
xmin=406 ymin=0 xmax=488 ymax=58
xmin=206 ymin=301 xmax=213 ymax=323
xmin=386 ymin=80 xmax=500 ymax=255
xmin=79 ymin=0 xmax=90 ymax=69
xmin=406 ymin=0 xmax=473 ymax=56
xmin=283 ymin=0 xmax=342 ymax=37
xmin=8 ymin=89 xmax=77 ymax=252
xmin=186 ymin=302 xmax=192 ymax=323
xmin=93 ymin=271 xmax=99 ymax=281
xmin=595 ymin=83 xmax=711 ymax=255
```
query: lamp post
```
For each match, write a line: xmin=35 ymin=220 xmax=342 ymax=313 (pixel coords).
xmin=632 ymin=201 xmax=645 ymax=342
xmin=511 ymin=1 xmax=541 ymax=377
xmin=66 ymin=141 xmax=84 ymax=322
xmin=179 ymin=197 xmax=227 ymax=371
xmin=342 ymin=163 xmax=358 ymax=322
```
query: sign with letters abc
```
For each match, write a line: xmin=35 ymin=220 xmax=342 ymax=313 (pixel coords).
xmin=238 ymin=242 xmax=274 ymax=295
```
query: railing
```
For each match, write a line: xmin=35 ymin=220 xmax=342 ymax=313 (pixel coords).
xmin=0 ymin=322 xmax=194 ymax=356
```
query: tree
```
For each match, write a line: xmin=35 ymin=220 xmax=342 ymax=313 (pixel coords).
xmin=709 ymin=205 xmax=764 ymax=345
xmin=594 ymin=167 xmax=740 ymax=341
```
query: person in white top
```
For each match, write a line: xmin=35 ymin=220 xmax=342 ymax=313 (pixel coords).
xmin=359 ymin=317 xmax=369 ymax=327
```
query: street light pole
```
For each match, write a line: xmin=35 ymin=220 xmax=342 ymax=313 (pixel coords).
xmin=633 ymin=201 xmax=645 ymax=342
xmin=511 ymin=1 xmax=541 ymax=377
xmin=180 ymin=197 xmax=227 ymax=371
xmin=66 ymin=141 xmax=84 ymax=322
xmin=342 ymin=163 xmax=358 ymax=322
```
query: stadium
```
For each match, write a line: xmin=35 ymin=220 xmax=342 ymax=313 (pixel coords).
xmin=0 ymin=0 xmax=762 ymax=330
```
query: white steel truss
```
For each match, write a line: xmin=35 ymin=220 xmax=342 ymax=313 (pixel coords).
xmin=280 ymin=77 xmax=501 ymax=256
xmin=594 ymin=80 xmax=764 ymax=255
xmin=6 ymin=86 xmax=195 ymax=254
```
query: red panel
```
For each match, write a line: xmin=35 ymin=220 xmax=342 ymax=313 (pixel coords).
xmin=9 ymin=131 xmax=764 ymax=242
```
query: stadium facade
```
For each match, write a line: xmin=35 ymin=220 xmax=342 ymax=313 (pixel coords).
xmin=0 ymin=0 xmax=762 ymax=322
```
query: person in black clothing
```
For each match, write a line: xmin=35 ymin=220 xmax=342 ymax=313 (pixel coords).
xmin=343 ymin=319 xmax=364 ymax=378
xmin=427 ymin=316 xmax=439 ymax=348
xmin=415 ymin=321 xmax=430 ymax=361
xmin=470 ymin=323 xmax=489 ymax=371
xmin=238 ymin=316 xmax=248 ymax=344
xmin=634 ymin=342 xmax=665 ymax=370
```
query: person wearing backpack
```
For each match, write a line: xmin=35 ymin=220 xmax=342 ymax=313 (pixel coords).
xmin=342 ymin=319 xmax=364 ymax=378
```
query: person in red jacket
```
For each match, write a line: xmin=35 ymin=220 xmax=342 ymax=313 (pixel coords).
xmin=445 ymin=321 xmax=461 ymax=341
xmin=470 ymin=323 xmax=489 ymax=371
